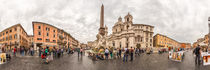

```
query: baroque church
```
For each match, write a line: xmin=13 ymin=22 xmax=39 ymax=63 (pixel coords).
xmin=92 ymin=4 xmax=154 ymax=49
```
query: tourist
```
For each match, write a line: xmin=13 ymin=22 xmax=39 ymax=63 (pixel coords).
xmin=110 ymin=50 xmax=113 ymax=59
xmin=13 ymin=47 xmax=16 ymax=56
xmin=117 ymin=48 xmax=122 ymax=58
xmin=135 ymin=48 xmax=140 ymax=56
xmin=30 ymin=47 xmax=34 ymax=56
xmin=193 ymin=45 xmax=201 ymax=65
xmin=105 ymin=48 xmax=109 ymax=59
xmin=78 ymin=48 xmax=80 ymax=57
xmin=123 ymin=47 xmax=129 ymax=62
xmin=130 ymin=47 xmax=134 ymax=61
xmin=58 ymin=49 xmax=61 ymax=58
xmin=67 ymin=47 xmax=71 ymax=54
xmin=61 ymin=48 xmax=64 ymax=56
xmin=80 ymin=48 xmax=83 ymax=56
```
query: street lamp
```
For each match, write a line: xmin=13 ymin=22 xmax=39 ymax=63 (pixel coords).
xmin=208 ymin=17 xmax=210 ymax=52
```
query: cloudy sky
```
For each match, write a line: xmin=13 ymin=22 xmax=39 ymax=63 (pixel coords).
xmin=0 ymin=0 xmax=210 ymax=44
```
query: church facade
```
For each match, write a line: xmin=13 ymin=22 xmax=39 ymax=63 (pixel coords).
xmin=92 ymin=4 xmax=154 ymax=49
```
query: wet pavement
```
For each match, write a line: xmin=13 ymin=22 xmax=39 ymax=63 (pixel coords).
xmin=1 ymin=50 xmax=210 ymax=70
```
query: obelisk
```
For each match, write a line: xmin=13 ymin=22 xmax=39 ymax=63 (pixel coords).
xmin=99 ymin=4 xmax=105 ymax=36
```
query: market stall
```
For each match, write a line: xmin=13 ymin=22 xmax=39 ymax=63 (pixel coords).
xmin=199 ymin=42 xmax=210 ymax=66
xmin=201 ymin=52 xmax=210 ymax=65
xmin=168 ymin=48 xmax=184 ymax=62
xmin=0 ymin=53 xmax=7 ymax=64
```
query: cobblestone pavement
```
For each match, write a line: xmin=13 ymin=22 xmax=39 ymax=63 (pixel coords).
xmin=1 ymin=50 xmax=210 ymax=70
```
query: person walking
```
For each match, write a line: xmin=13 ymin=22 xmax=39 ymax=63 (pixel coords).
xmin=193 ymin=45 xmax=201 ymax=65
xmin=130 ymin=47 xmax=134 ymax=61
xmin=80 ymin=48 xmax=83 ymax=57
xmin=61 ymin=48 xmax=64 ymax=56
xmin=30 ymin=47 xmax=33 ymax=56
xmin=110 ymin=50 xmax=113 ymax=59
xmin=13 ymin=47 xmax=16 ymax=56
xmin=118 ymin=48 xmax=122 ymax=58
xmin=78 ymin=48 xmax=80 ymax=58
xmin=67 ymin=47 xmax=71 ymax=55
xmin=105 ymin=48 xmax=109 ymax=59
xmin=39 ymin=48 xmax=42 ymax=56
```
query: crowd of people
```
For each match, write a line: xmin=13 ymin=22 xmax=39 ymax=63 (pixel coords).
xmin=40 ymin=47 xmax=75 ymax=64
xmin=89 ymin=47 xmax=144 ymax=62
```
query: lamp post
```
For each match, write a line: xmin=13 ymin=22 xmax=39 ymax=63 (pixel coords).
xmin=208 ymin=17 xmax=210 ymax=52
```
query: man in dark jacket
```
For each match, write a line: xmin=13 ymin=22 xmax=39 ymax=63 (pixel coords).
xmin=193 ymin=45 xmax=201 ymax=65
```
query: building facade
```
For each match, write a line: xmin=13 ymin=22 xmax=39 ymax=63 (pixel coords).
xmin=92 ymin=4 xmax=154 ymax=49
xmin=32 ymin=21 xmax=79 ymax=50
xmin=108 ymin=14 xmax=154 ymax=49
xmin=180 ymin=43 xmax=191 ymax=49
xmin=153 ymin=34 xmax=180 ymax=48
xmin=0 ymin=24 xmax=29 ymax=50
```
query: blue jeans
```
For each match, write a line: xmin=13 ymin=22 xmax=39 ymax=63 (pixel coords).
xmin=123 ymin=54 xmax=128 ymax=62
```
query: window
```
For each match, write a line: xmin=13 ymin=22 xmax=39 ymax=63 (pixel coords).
xmin=14 ymin=34 xmax=17 ymax=39
xmin=141 ymin=37 xmax=143 ymax=42
xmin=46 ymin=27 xmax=50 ymax=31
xmin=14 ymin=28 xmax=17 ymax=31
xmin=146 ymin=33 xmax=148 ymax=37
xmin=150 ymin=39 xmax=152 ymax=42
xmin=120 ymin=42 xmax=121 ymax=48
xmin=9 ymin=35 xmax=12 ymax=40
xmin=53 ymin=40 xmax=56 ymax=43
xmin=3 ymin=38 xmax=5 ymax=41
xmin=53 ymin=30 xmax=55 ymax=32
xmin=113 ymin=41 xmax=115 ymax=47
xmin=3 ymin=33 xmax=4 ymax=35
xmin=6 ymin=36 xmax=8 ymax=41
xmin=37 ymin=38 xmax=42 ymax=40
xmin=0 ymin=34 xmax=1 ymax=37
xmin=150 ymin=33 xmax=152 ymax=37
xmin=6 ymin=31 xmax=8 ymax=34
xmin=38 ymin=31 xmax=41 ymax=35
xmin=46 ymin=39 xmax=50 ymax=42
xmin=10 ymin=30 xmax=12 ymax=32
xmin=38 ymin=26 xmax=41 ymax=29
xmin=47 ymin=33 xmax=49 ymax=36
xmin=127 ymin=25 xmax=129 ymax=29
xmin=53 ymin=34 xmax=55 ymax=38
xmin=146 ymin=38 xmax=148 ymax=42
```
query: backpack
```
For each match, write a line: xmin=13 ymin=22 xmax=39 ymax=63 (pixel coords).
xmin=126 ymin=50 xmax=129 ymax=54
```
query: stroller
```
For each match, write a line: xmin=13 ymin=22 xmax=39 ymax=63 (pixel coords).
xmin=41 ymin=53 xmax=53 ymax=64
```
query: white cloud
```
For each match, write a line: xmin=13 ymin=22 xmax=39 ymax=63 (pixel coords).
xmin=0 ymin=0 xmax=210 ymax=44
